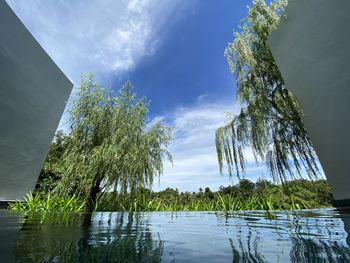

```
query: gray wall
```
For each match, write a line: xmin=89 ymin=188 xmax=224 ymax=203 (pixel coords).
xmin=0 ymin=1 xmax=73 ymax=200
xmin=269 ymin=0 xmax=350 ymax=200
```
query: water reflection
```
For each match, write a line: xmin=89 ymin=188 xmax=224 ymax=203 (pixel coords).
xmin=0 ymin=211 xmax=22 ymax=263
xmin=15 ymin=212 xmax=163 ymax=263
xmin=223 ymin=210 xmax=350 ymax=262
xmin=0 ymin=209 xmax=349 ymax=262
xmin=289 ymin=210 xmax=350 ymax=262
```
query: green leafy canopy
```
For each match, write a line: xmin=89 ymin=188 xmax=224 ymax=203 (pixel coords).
xmin=54 ymin=74 xmax=173 ymax=210
xmin=216 ymin=0 xmax=320 ymax=184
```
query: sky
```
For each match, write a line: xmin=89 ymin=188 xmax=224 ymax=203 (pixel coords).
xmin=6 ymin=0 xmax=271 ymax=192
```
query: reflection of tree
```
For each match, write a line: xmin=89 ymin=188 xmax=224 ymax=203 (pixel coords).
xmin=228 ymin=229 xmax=267 ymax=263
xmin=221 ymin=212 xmax=267 ymax=263
xmin=290 ymin=237 xmax=350 ymax=263
xmin=13 ymin=210 xmax=350 ymax=262
xmin=225 ymin=211 xmax=350 ymax=263
xmin=15 ymin=212 xmax=163 ymax=263
xmin=229 ymin=237 xmax=266 ymax=263
xmin=288 ymin=212 xmax=350 ymax=262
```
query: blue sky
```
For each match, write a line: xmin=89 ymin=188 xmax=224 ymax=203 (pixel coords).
xmin=7 ymin=0 xmax=270 ymax=192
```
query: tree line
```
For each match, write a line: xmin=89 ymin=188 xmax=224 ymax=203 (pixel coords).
xmin=95 ymin=178 xmax=332 ymax=212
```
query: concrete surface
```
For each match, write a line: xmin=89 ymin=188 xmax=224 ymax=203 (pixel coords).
xmin=269 ymin=0 xmax=350 ymax=201
xmin=0 ymin=0 xmax=73 ymax=200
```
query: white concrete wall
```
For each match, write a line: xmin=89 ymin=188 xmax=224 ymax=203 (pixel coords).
xmin=269 ymin=0 xmax=350 ymax=201
xmin=0 ymin=1 xmax=73 ymax=200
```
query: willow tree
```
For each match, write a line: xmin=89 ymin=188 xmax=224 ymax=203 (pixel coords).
xmin=55 ymin=75 xmax=172 ymax=211
xmin=216 ymin=0 xmax=320 ymax=184
xmin=35 ymin=131 xmax=70 ymax=194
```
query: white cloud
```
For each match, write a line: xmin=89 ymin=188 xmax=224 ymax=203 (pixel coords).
xmin=5 ymin=0 xmax=275 ymax=191
xmin=151 ymin=96 xmax=326 ymax=192
xmin=6 ymin=0 xmax=194 ymax=83
xmin=153 ymin=98 xmax=269 ymax=192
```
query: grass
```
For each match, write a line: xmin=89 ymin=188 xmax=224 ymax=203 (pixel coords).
xmin=96 ymin=193 xmax=309 ymax=213
xmin=9 ymin=193 xmax=306 ymax=213
xmin=9 ymin=192 xmax=85 ymax=212
xmin=9 ymin=179 xmax=332 ymax=213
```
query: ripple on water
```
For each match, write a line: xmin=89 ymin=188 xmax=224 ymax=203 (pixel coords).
xmin=0 ymin=208 xmax=350 ymax=262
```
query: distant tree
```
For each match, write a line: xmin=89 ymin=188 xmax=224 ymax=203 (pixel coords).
xmin=313 ymin=180 xmax=333 ymax=205
xmin=215 ymin=0 xmax=320 ymax=184
xmin=237 ymin=179 xmax=255 ymax=199
xmin=255 ymin=178 xmax=274 ymax=193
xmin=158 ymin=188 xmax=179 ymax=200
xmin=219 ymin=185 xmax=238 ymax=196
xmin=204 ymin=187 xmax=214 ymax=199
xmin=179 ymin=191 xmax=192 ymax=203
xmin=54 ymin=75 xmax=172 ymax=211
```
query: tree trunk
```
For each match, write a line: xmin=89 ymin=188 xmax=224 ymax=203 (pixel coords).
xmin=87 ymin=181 xmax=101 ymax=212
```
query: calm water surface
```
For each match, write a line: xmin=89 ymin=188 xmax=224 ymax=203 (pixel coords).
xmin=0 ymin=208 xmax=350 ymax=262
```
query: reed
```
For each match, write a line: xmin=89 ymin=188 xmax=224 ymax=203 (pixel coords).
xmin=96 ymin=193 xmax=312 ymax=212
xmin=9 ymin=192 xmax=85 ymax=212
xmin=9 ymin=179 xmax=332 ymax=212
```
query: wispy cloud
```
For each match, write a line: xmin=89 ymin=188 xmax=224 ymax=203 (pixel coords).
xmin=153 ymin=97 xmax=269 ymax=192
xmin=6 ymin=0 xmax=271 ymax=191
xmin=6 ymin=0 xmax=194 ymax=83
xmin=6 ymin=0 xmax=197 ymax=132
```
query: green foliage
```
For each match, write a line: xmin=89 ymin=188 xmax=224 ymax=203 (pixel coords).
xmin=9 ymin=192 xmax=84 ymax=212
xmin=215 ymin=0 xmax=320 ymax=184
xmin=13 ymin=179 xmax=332 ymax=212
xmin=42 ymin=75 xmax=172 ymax=211
xmin=96 ymin=179 xmax=332 ymax=212
xmin=35 ymin=131 xmax=69 ymax=193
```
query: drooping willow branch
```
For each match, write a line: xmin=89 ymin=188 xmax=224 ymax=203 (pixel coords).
xmin=216 ymin=0 xmax=321 ymax=184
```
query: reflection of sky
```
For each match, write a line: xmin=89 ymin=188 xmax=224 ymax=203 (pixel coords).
xmin=3 ymin=209 xmax=350 ymax=262
xmin=89 ymin=209 xmax=350 ymax=262
xmin=145 ymin=209 xmax=350 ymax=262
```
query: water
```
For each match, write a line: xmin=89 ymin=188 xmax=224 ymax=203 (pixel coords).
xmin=0 ymin=209 xmax=350 ymax=262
